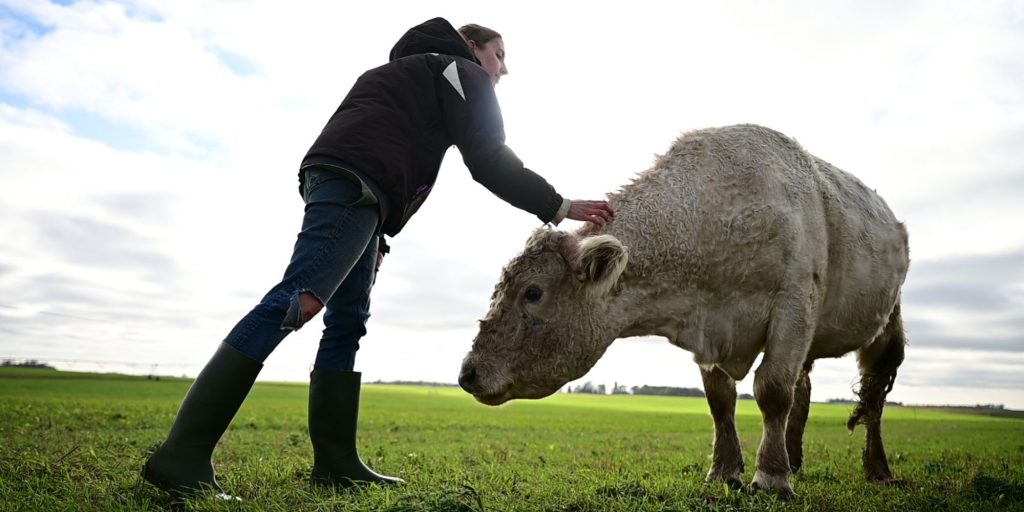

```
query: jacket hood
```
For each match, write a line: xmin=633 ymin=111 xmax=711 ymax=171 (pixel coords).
xmin=389 ymin=17 xmax=479 ymax=64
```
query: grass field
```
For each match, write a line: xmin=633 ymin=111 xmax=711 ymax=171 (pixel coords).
xmin=1 ymin=368 xmax=1022 ymax=511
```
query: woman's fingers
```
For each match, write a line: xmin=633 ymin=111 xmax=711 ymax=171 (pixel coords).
xmin=568 ymin=200 xmax=615 ymax=225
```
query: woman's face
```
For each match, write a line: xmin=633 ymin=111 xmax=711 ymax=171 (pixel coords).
xmin=471 ymin=38 xmax=508 ymax=86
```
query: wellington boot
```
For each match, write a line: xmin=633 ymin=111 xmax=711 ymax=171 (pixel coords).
xmin=142 ymin=343 xmax=262 ymax=499
xmin=309 ymin=370 xmax=405 ymax=487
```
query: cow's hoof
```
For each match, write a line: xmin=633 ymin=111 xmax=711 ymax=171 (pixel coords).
xmin=868 ymin=475 xmax=905 ymax=487
xmin=748 ymin=482 xmax=796 ymax=502
xmin=706 ymin=474 xmax=744 ymax=490
xmin=749 ymin=471 xmax=796 ymax=502
xmin=706 ymin=468 xmax=744 ymax=490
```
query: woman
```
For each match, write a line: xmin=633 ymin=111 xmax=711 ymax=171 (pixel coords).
xmin=142 ymin=17 xmax=613 ymax=499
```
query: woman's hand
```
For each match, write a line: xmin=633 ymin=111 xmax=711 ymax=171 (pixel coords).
xmin=567 ymin=200 xmax=615 ymax=226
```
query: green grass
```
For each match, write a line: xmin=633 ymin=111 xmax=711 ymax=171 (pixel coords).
xmin=1 ymin=369 xmax=1022 ymax=511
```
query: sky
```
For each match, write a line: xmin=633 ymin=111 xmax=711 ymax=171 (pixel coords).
xmin=1 ymin=0 xmax=1022 ymax=409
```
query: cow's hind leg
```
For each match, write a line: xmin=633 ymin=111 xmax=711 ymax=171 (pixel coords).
xmin=700 ymin=365 xmax=743 ymax=488
xmin=848 ymin=303 xmax=906 ymax=484
xmin=785 ymin=361 xmax=813 ymax=473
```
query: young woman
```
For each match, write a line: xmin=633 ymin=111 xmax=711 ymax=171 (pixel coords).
xmin=142 ymin=17 xmax=613 ymax=499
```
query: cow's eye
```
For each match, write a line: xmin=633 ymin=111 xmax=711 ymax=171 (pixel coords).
xmin=524 ymin=286 xmax=543 ymax=303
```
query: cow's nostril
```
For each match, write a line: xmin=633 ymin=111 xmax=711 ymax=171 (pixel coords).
xmin=458 ymin=367 xmax=478 ymax=393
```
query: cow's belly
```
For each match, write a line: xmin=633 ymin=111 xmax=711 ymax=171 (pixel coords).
xmin=809 ymin=306 xmax=894 ymax=360
xmin=660 ymin=294 xmax=773 ymax=381
xmin=656 ymin=288 xmax=896 ymax=376
xmin=809 ymin=281 xmax=902 ymax=360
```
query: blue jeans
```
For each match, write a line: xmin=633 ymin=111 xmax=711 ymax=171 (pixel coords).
xmin=224 ymin=168 xmax=380 ymax=371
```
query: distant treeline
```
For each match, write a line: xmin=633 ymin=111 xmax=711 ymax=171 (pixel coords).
xmin=1 ymin=359 xmax=56 ymax=370
xmin=631 ymin=385 xmax=705 ymax=397
xmin=920 ymin=403 xmax=1008 ymax=411
xmin=828 ymin=398 xmax=904 ymax=406
xmin=566 ymin=381 xmax=754 ymax=399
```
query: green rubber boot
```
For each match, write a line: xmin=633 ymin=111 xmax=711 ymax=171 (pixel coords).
xmin=142 ymin=343 xmax=262 ymax=499
xmin=309 ymin=370 xmax=405 ymax=487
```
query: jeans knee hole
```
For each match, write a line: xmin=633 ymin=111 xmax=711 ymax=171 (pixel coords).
xmin=281 ymin=293 xmax=305 ymax=331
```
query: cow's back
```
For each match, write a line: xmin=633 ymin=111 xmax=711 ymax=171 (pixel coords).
xmin=606 ymin=124 xmax=827 ymax=292
xmin=600 ymin=124 xmax=907 ymax=357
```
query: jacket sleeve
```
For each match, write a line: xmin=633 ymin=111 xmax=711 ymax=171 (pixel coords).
xmin=438 ymin=59 xmax=565 ymax=223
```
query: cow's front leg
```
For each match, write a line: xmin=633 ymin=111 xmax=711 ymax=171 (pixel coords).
xmin=751 ymin=357 xmax=798 ymax=501
xmin=700 ymin=365 xmax=743 ymax=488
xmin=749 ymin=306 xmax=814 ymax=502
xmin=785 ymin=362 xmax=813 ymax=473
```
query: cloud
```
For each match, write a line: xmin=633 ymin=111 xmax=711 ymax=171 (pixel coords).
xmin=906 ymin=284 xmax=1007 ymax=312
xmin=371 ymin=237 xmax=499 ymax=330
xmin=903 ymin=250 xmax=1024 ymax=310
xmin=897 ymin=348 xmax=1024 ymax=391
xmin=13 ymin=271 xmax=110 ymax=306
xmin=95 ymin=191 xmax=180 ymax=224
xmin=0 ymin=0 xmax=277 ymax=156
xmin=904 ymin=249 xmax=1024 ymax=299
xmin=31 ymin=212 xmax=177 ymax=273
xmin=905 ymin=319 xmax=1023 ymax=353
xmin=900 ymin=248 xmax=1024 ymax=352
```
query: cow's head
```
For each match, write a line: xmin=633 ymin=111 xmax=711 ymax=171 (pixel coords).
xmin=459 ymin=228 xmax=628 ymax=405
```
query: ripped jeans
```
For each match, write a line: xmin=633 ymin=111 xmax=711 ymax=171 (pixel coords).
xmin=224 ymin=168 xmax=379 ymax=371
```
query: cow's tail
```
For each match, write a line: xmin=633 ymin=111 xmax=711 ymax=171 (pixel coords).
xmin=848 ymin=301 xmax=907 ymax=433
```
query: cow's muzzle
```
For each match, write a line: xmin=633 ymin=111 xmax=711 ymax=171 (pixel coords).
xmin=458 ymin=363 xmax=512 ymax=405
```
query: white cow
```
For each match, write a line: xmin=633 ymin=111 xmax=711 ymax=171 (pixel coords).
xmin=459 ymin=124 xmax=909 ymax=499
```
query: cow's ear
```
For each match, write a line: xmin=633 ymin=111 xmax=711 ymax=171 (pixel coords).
xmin=574 ymin=235 xmax=628 ymax=295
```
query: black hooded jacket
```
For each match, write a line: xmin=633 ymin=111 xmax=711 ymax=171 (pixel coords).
xmin=301 ymin=18 xmax=565 ymax=237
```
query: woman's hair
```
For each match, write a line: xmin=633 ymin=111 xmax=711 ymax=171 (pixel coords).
xmin=458 ymin=24 xmax=502 ymax=47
